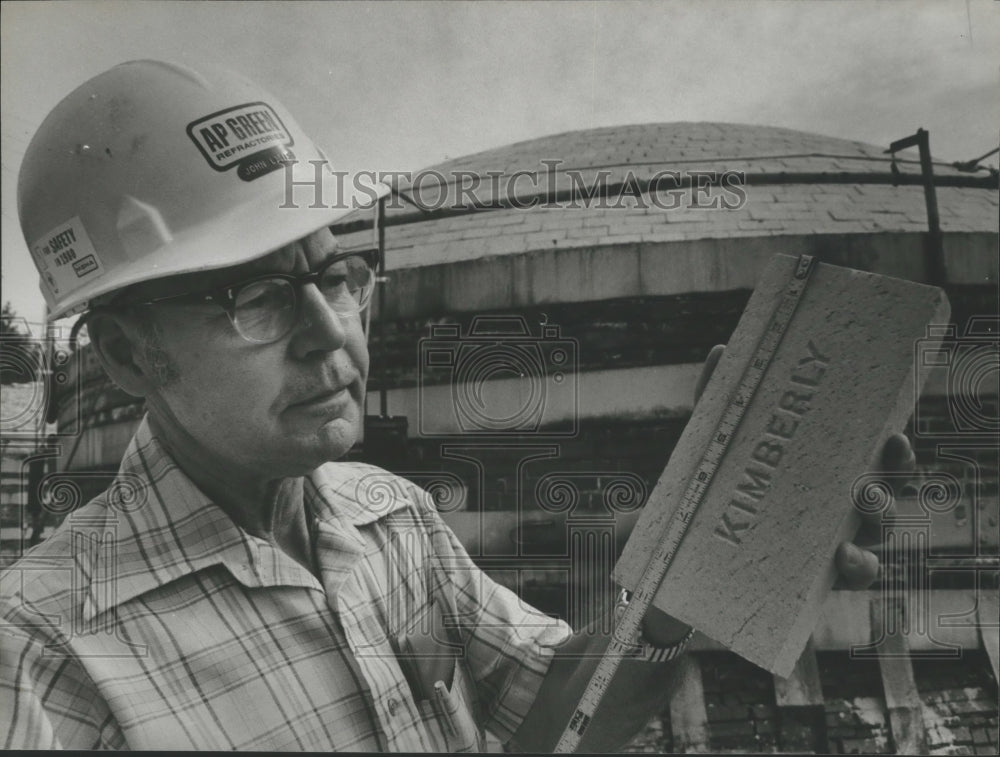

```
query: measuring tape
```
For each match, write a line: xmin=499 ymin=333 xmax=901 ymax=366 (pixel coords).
xmin=554 ymin=254 xmax=816 ymax=753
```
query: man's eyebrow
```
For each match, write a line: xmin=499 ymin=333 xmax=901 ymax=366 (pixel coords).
xmin=242 ymin=246 xmax=342 ymax=278
xmin=240 ymin=247 xmax=298 ymax=277
xmin=314 ymin=249 xmax=344 ymax=269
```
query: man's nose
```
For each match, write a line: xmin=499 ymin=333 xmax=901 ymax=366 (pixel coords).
xmin=292 ymin=283 xmax=348 ymax=356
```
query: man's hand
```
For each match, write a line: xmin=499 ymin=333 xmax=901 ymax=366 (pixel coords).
xmin=834 ymin=431 xmax=913 ymax=588
xmin=514 ymin=344 xmax=917 ymax=753
xmin=693 ymin=344 xmax=914 ymax=592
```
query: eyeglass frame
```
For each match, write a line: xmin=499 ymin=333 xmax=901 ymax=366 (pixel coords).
xmin=87 ymin=247 xmax=380 ymax=345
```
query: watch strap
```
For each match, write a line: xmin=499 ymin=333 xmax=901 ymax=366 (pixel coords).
xmin=615 ymin=588 xmax=694 ymax=662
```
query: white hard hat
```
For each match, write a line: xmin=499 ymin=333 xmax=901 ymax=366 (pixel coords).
xmin=17 ymin=59 xmax=387 ymax=320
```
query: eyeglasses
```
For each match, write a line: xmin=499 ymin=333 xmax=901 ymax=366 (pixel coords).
xmin=119 ymin=249 xmax=377 ymax=344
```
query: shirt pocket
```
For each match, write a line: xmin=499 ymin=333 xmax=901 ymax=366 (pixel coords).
xmin=397 ymin=599 xmax=484 ymax=752
xmin=414 ymin=657 xmax=483 ymax=753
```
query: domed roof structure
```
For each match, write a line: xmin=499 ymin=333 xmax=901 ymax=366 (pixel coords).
xmin=333 ymin=122 xmax=996 ymax=322
xmin=340 ymin=123 xmax=994 ymax=251
xmin=431 ymin=121 xmax=970 ymax=177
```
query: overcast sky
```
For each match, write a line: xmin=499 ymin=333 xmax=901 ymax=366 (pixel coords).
xmin=2 ymin=0 xmax=997 ymax=334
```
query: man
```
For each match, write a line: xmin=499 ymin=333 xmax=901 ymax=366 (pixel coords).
xmin=1 ymin=60 xmax=903 ymax=751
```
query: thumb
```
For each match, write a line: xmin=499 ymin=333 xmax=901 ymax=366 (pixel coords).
xmin=694 ymin=344 xmax=725 ymax=406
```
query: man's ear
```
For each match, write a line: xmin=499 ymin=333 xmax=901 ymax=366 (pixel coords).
xmin=87 ymin=312 xmax=159 ymax=398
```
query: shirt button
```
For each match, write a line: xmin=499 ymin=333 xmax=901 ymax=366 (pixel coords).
xmin=387 ymin=698 xmax=399 ymax=716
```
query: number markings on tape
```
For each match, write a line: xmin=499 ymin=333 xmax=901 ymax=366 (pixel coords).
xmin=553 ymin=254 xmax=816 ymax=752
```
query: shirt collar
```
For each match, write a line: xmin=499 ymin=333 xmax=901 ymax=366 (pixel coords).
xmin=82 ymin=416 xmax=412 ymax=621
xmin=306 ymin=460 xmax=414 ymax=527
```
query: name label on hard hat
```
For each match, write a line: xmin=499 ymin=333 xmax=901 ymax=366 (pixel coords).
xmin=30 ymin=217 xmax=104 ymax=297
xmin=186 ymin=102 xmax=295 ymax=181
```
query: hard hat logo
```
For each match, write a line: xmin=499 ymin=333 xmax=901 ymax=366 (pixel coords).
xmin=187 ymin=102 xmax=295 ymax=181
xmin=29 ymin=218 xmax=105 ymax=300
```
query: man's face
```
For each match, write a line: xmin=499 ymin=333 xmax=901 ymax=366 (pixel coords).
xmin=133 ymin=227 xmax=370 ymax=478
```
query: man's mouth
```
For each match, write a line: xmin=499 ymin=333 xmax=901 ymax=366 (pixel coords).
xmin=291 ymin=386 xmax=351 ymax=412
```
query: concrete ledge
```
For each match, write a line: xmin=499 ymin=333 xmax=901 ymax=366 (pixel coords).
xmin=376 ymin=361 xmax=703 ymax=437
xmin=376 ymin=232 xmax=998 ymax=320
xmin=685 ymin=590 xmax=985 ymax=653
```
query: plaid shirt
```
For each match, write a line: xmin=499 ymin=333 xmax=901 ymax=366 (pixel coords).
xmin=1 ymin=417 xmax=571 ymax=750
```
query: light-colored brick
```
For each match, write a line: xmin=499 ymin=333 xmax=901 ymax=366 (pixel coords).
xmin=596 ymin=235 xmax=643 ymax=245
xmin=614 ymin=254 xmax=951 ymax=677
xmin=568 ymin=226 xmax=608 ymax=238
xmin=483 ymin=214 xmax=528 ymax=227
xmin=457 ymin=226 xmax=497 ymax=240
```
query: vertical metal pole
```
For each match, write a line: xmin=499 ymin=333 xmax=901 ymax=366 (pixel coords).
xmin=28 ymin=306 xmax=55 ymax=545
xmin=41 ymin=306 xmax=55 ymax=436
xmin=377 ymin=196 xmax=388 ymax=419
xmin=887 ymin=129 xmax=946 ymax=286
xmin=915 ymin=129 xmax=946 ymax=287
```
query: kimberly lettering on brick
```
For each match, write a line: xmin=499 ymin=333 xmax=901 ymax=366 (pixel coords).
xmin=715 ymin=341 xmax=830 ymax=547
xmin=614 ymin=253 xmax=950 ymax=677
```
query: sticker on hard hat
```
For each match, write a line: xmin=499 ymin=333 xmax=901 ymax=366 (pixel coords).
xmin=29 ymin=217 xmax=104 ymax=298
xmin=187 ymin=102 xmax=296 ymax=181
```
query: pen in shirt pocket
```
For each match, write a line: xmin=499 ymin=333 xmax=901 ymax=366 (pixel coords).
xmin=434 ymin=679 xmax=476 ymax=744
xmin=395 ymin=600 xmax=479 ymax=749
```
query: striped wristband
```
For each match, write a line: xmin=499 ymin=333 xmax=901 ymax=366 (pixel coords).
xmin=615 ymin=588 xmax=694 ymax=662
